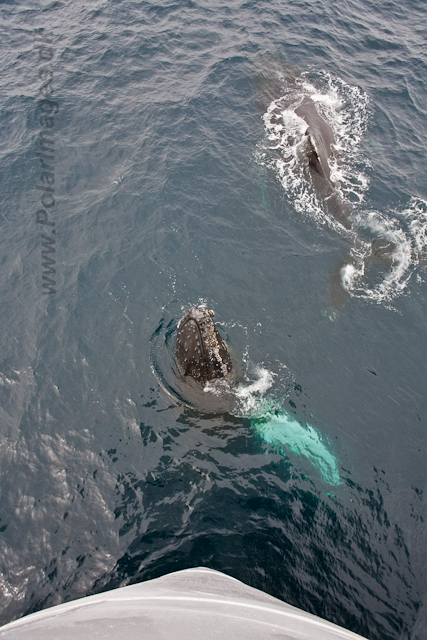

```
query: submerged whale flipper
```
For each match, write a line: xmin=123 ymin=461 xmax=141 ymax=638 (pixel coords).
xmin=176 ymin=308 xmax=233 ymax=383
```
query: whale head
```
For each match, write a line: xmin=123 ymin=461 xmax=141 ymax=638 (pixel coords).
xmin=175 ymin=307 xmax=233 ymax=383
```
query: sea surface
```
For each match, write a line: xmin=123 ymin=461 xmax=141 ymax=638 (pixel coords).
xmin=0 ymin=1 xmax=426 ymax=638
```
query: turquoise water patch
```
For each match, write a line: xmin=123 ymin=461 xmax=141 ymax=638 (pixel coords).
xmin=252 ymin=411 xmax=341 ymax=486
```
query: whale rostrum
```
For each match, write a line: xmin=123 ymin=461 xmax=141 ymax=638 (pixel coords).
xmin=175 ymin=307 xmax=233 ymax=383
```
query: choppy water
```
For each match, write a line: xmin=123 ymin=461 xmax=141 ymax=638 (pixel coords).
xmin=0 ymin=1 xmax=426 ymax=639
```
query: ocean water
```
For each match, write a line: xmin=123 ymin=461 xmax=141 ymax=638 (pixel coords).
xmin=0 ymin=1 xmax=426 ymax=638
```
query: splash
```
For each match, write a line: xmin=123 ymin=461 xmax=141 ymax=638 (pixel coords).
xmin=350 ymin=198 xmax=427 ymax=305
xmin=234 ymin=366 xmax=277 ymax=412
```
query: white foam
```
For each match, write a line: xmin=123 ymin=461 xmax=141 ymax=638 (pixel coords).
xmin=340 ymin=262 xmax=359 ymax=292
xmin=402 ymin=197 xmax=427 ymax=257
xmin=234 ymin=366 xmax=275 ymax=413
xmin=203 ymin=379 xmax=232 ymax=396
xmin=349 ymin=201 xmax=427 ymax=305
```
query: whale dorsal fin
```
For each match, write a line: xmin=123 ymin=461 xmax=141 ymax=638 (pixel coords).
xmin=305 ymin=128 xmax=323 ymax=176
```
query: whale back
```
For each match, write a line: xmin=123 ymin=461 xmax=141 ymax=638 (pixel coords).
xmin=295 ymin=97 xmax=334 ymax=180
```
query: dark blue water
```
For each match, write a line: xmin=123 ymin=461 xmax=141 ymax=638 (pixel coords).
xmin=0 ymin=1 xmax=426 ymax=638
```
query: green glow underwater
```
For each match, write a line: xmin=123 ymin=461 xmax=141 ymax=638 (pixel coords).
xmin=251 ymin=411 xmax=342 ymax=486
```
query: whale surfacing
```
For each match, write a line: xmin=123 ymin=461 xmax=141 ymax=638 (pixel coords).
xmin=176 ymin=307 xmax=233 ymax=383
xmin=294 ymin=96 xmax=353 ymax=231
xmin=296 ymin=96 xmax=334 ymax=181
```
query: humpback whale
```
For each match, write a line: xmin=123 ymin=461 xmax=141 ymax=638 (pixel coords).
xmin=256 ymin=59 xmax=354 ymax=232
xmin=295 ymin=99 xmax=401 ymax=306
xmin=175 ymin=307 xmax=233 ymax=383
xmin=257 ymin=60 xmax=402 ymax=308
xmin=174 ymin=309 xmax=341 ymax=483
